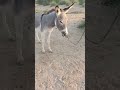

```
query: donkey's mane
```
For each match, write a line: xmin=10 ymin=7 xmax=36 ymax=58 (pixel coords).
xmin=41 ymin=10 xmax=56 ymax=26
xmin=46 ymin=9 xmax=55 ymax=14
xmin=41 ymin=8 xmax=55 ymax=17
xmin=41 ymin=9 xmax=55 ymax=18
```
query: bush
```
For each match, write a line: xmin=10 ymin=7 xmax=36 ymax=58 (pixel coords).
xmin=78 ymin=20 xmax=85 ymax=29
xmin=79 ymin=0 xmax=85 ymax=5
xmin=50 ymin=1 xmax=57 ymax=6
xmin=59 ymin=0 xmax=66 ymax=5
xmin=36 ymin=0 xmax=50 ymax=5
xmin=36 ymin=0 xmax=85 ymax=6
xmin=36 ymin=0 xmax=77 ymax=5
xmin=59 ymin=0 xmax=72 ymax=5
xmin=54 ymin=0 xmax=59 ymax=3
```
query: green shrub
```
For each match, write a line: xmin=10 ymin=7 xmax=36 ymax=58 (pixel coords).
xmin=78 ymin=20 xmax=85 ymax=29
xmin=82 ymin=3 xmax=85 ymax=7
xmin=36 ymin=0 xmax=50 ymax=5
xmin=79 ymin=0 xmax=85 ymax=5
xmin=36 ymin=0 xmax=85 ymax=5
xmin=54 ymin=0 xmax=59 ymax=3
xmin=59 ymin=0 xmax=71 ymax=5
xmin=50 ymin=1 xmax=57 ymax=6
xmin=59 ymin=0 xmax=66 ymax=5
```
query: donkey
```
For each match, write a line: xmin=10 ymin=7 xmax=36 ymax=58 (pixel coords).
xmin=0 ymin=0 xmax=34 ymax=64
xmin=35 ymin=3 xmax=74 ymax=53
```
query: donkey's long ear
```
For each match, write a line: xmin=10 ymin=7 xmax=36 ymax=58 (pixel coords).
xmin=63 ymin=2 xmax=75 ymax=13
xmin=55 ymin=5 xmax=61 ymax=15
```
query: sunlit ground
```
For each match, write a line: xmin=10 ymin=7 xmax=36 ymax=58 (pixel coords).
xmin=35 ymin=4 xmax=85 ymax=90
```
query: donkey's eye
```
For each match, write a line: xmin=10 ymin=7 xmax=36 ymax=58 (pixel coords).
xmin=60 ymin=21 xmax=63 ymax=24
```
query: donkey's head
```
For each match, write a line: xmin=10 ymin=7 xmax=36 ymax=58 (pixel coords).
xmin=54 ymin=3 xmax=74 ymax=37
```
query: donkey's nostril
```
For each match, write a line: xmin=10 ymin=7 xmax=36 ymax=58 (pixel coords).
xmin=62 ymin=32 xmax=66 ymax=37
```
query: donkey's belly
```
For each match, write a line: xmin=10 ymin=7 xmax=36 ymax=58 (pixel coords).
xmin=48 ymin=22 xmax=55 ymax=28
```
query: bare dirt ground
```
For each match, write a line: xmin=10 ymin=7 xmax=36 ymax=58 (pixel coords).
xmin=35 ymin=5 xmax=85 ymax=90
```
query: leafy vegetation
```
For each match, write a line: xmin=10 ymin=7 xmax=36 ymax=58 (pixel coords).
xmin=59 ymin=0 xmax=72 ymax=6
xmin=50 ymin=1 xmax=57 ymax=6
xmin=36 ymin=0 xmax=85 ymax=5
xmin=78 ymin=20 xmax=85 ymax=29
xmin=79 ymin=0 xmax=85 ymax=5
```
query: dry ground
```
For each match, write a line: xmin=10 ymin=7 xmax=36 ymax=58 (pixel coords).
xmin=35 ymin=4 xmax=85 ymax=90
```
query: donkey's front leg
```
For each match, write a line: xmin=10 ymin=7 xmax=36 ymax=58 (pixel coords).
xmin=47 ymin=29 xmax=53 ymax=53
xmin=15 ymin=15 xmax=24 ymax=64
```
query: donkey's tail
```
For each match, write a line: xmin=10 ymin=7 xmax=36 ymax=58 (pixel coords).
xmin=35 ymin=13 xmax=43 ymax=28
xmin=39 ymin=14 xmax=44 ymax=31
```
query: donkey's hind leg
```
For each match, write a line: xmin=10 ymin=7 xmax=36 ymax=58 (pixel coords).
xmin=35 ymin=30 xmax=41 ymax=43
xmin=41 ymin=30 xmax=46 ymax=53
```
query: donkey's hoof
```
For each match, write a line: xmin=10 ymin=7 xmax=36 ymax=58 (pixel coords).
xmin=48 ymin=50 xmax=53 ymax=53
xmin=36 ymin=41 xmax=41 ymax=44
xmin=8 ymin=36 xmax=16 ymax=41
xmin=16 ymin=61 xmax=24 ymax=65
xmin=41 ymin=50 xmax=45 ymax=54
xmin=38 ymin=42 xmax=41 ymax=44
xmin=16 ymin=56 xmax=24 ymax=65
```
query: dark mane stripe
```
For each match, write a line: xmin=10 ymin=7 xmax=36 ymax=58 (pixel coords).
xmin=41 ymin=8 xmax=55 ymax=19
xmin=46 ymin=9 xmax=55 ymax=14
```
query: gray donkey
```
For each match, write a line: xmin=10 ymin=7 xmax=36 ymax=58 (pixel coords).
xmin=35 ymin=3 xmax=74 ymax=53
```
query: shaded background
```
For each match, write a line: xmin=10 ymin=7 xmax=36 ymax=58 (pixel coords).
xmin=0 ymin=1 xmax=35 ymax=89
xmin=86 ymin=0 xmax=120 ymax=89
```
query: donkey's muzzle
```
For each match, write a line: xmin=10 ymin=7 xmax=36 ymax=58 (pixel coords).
xmin=62 ymin=32 xmax=66 ymax=36
xmin=62 ymin=32 xmax=68 ymax=37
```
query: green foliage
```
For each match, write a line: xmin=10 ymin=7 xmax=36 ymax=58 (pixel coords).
xmin=54 ymin=0 xmax=59 ymax=3
xmin=36 ymin=0 xmax=85 ymax=5
xmin=78 ymin=20 xmax=85 ymax=29
xmin=79 ymin=0 xmax=85 ymax=5
xmin=50 ymin=1 xmax=57 ymax=6
xmin=59 ymin=0 xmax=72 ymax=5
xmin=36 ymin=0 xmax=50 ymax=5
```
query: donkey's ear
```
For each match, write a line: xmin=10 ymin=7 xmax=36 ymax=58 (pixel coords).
xmin=63 ymin=2 xmax=75 ymax=13
xmin=55 ymin=5 xmax=61 ymax=15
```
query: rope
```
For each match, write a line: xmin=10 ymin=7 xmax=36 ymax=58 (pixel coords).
xmin=86 ymin=5 xmax=120 ymax=45
xmin=66 ymin=30 xmax=85 ymax=46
